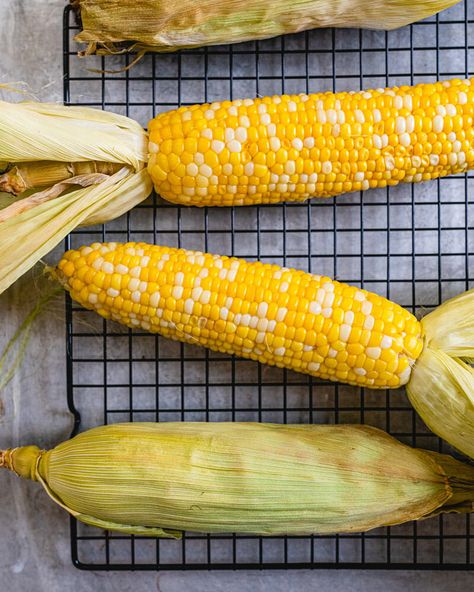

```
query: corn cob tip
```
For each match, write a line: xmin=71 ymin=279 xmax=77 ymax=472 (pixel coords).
xmin=0 ymin=449 xmax=11 ymax=470
xmin=423 ymin=449 xmax=474 ymax=515
xmin=0 ymin=446 xmax=42 ymax=481
xmin=0 ymin=169 xmax=24 ymax=195
xmin=48 ymin=265 xmax=65 ymax=286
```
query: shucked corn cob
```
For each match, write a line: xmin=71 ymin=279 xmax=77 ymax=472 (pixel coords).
xmin=2 ymin=77 xmax=474 ymax=294
xmin=148 ymin=78 xmax=474 ymax=206
xmin=2 ymin=423 xmax=474 ymax=537
xmin=58 ymin=242 xmax=420 ymax=388
xmin=56 ymin=242 xmax=474 ymax=458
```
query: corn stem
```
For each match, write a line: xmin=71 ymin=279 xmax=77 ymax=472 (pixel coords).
xmin=0 ymin=161 xmax=123 ymax=196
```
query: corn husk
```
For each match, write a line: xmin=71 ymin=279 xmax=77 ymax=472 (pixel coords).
xmin=0 ymin=101 xmax=151 ymax=294
xmin=73 ymin=0 xmax=461 ymax=55
xmin=2 ymin=423 xmax=474 ymax=537
xmin=407 ymin=289 xmax=474 ymax=459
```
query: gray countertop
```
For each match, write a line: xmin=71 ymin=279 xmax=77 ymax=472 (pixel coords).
xmin=0 ymin=0 xmax=473 ymax=590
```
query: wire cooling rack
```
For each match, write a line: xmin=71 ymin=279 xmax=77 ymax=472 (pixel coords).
xmin=63 ymin=3 xmax=473 ymax=570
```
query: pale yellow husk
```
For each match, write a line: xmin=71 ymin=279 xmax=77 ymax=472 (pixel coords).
xmin=0 ymin=101 xmax=152 ymax=294
xmin=407 ymin=289 xmax=474 ymax=459
xmin=3 ymin=423 xmax=474 ymax=537
xmin=0 ymin=102 xmax=147 ymax=167
xmin=73 ymin=0 xmax=461 ymax=54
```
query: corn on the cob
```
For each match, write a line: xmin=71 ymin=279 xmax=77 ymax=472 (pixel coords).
xmin=56 ymin=241 xmax=474 ymax=458
xmin=148 ymin=78 xmax=474 ymax=206
xmin=2 ymin=77 xmax=474 ymax=294
xmin=2 ymin=422 xmax=474 ymax=537
xmin=58 ymin=242 xmax=421 ymax=388
xmin=72 ymin=0 xmax=460 ymax=55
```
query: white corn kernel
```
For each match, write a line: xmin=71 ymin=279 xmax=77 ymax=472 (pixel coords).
xmin=367 ymin=347 xmax=381 ymax=359
xmin=172 ymin=286 xmax=183 ymax=300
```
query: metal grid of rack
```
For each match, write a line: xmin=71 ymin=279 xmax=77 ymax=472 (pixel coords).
xmin=64 ymin=2 xmax=473 ymax=570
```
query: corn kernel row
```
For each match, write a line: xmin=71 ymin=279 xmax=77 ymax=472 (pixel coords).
xmin=58 ymin=242 xmax=423 ymax=389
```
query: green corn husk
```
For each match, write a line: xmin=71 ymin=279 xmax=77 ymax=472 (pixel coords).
xmin=2 ymin=422 xmax=474 ymax=537
xmin=72 ymin=0 xmax=461 ymax=56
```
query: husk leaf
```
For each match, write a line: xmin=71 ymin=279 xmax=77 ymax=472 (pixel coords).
xmin=73 ymin=0 xmax=461 ymax=54
xmin=0 ymin=169 xmax=151 ymax=294
xmin=407 ymin=289 xmax=474 ymax=459
xmin=407 ymin=349 xmax=474 ymax=459
xmin=0 ymin=101 xmax=147 ymax=169
xmin=4 ymin=423 xmax=474 ymax=536
xmin=0 ymin=101 xmax=151 ymax=295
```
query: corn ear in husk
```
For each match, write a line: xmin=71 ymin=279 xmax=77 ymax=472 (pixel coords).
xmin=72 ymin=0 xmax=461 ymax=56
xmin=2 ymin=422 xmax=474 ymax=537
xmin=0 ymin=101 xmax=151 ymax=294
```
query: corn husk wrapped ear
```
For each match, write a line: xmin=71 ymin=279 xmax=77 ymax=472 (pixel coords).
xmin=72 ymin=0 xmax=461 ymax=55
xmin=0 ymin=101 xmax=151 ymax=294
xmin=2 ymin=423 xmax=474 ymax=537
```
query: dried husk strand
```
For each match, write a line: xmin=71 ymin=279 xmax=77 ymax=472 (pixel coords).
xmin=72 ymin=0 xmax=461 ymax=56
xmin=2 ymin=423 xmax=474 ymax=537
xmin=0 ymin=101 xmax=152 ymax=294
xmin=0 ymin=285 xmax=63 ymax=391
